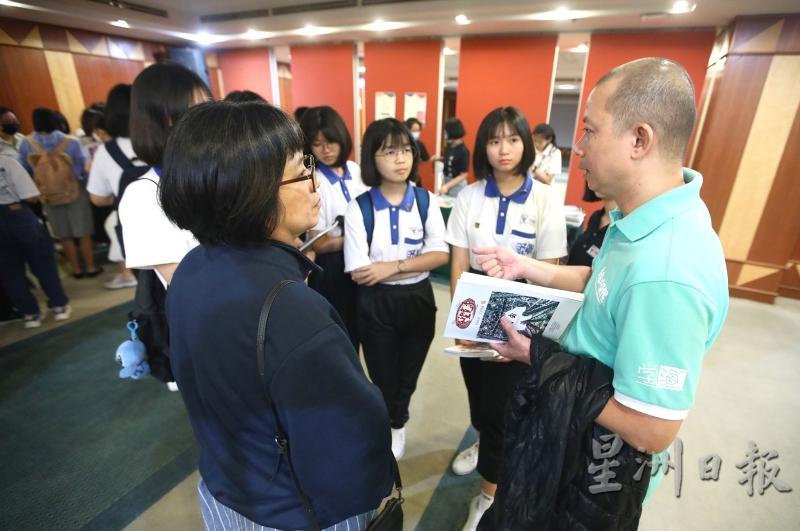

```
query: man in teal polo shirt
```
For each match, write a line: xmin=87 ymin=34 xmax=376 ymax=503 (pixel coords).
xmin=472 ymin=57 xmax=729 ymax=503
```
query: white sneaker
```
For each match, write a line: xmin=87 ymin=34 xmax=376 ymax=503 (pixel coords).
xmin=462 ymin=492 xmax=493 ymax=531
xmin=52 ymin=305 xmax=72 ymax=321
xmin=166 ymin=381 xmax=179 ymax=392
xmin=391 ymin=427 xmax=406 ymax=460
xmin=23 ymin=313 xmax=43 ymax=329
xmin=452 ymin=441 xmax=479 ymax=475
xmin=105 ymin=274 xmax=138 ymax=289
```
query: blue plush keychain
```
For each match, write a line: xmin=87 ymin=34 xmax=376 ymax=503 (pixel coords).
xmin=115 ymin=320 xmax=150 ymax=380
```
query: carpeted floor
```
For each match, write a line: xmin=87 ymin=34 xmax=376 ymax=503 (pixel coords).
xmin=0 ymin=302 xmax=198 ymax=530
xmin=416 ymin=428 xmax=481 ymax=530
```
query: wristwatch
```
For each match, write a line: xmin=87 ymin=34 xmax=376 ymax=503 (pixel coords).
xmin=397 ymin=259 xmax=409 ymax=273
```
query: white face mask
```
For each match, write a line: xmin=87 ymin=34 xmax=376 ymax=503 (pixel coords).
xmin=411 ymin=131 xmax=421 ymax=141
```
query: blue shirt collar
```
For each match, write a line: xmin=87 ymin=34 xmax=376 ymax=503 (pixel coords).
xmin=317 ymin=161 xmax=351 ymax=184
xmin=483 ymin=173 xmax=534 ymax=204
xmin=369 ymin=183 xmax=415 ymax=212
xmin=611 ymin=168 xmax=704 ymax=242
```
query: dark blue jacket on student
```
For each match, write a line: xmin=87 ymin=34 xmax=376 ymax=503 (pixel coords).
xmin=166 ymin=241 xmax=393 ymax=529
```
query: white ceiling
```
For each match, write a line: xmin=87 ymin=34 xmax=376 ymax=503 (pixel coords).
xmin=2 ymin=0 xmax=797 ymax=49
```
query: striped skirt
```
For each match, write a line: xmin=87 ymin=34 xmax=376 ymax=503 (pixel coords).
xmin=198 ymin=478 xmax=379 ymax=531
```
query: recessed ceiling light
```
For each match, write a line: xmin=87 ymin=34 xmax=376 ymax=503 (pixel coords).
xmin=455 ymin=14 xmax=470 ymax=25
xmin=569 ymin=43 xmax=589 ymax=53
xmin=177 ymin=31 xmax=228 ymax=46
xmin=366 ymin=19 xmax=404 ymax=32
xmin=528 ymin=7 xmax=596 ymax=21
xmin=242 ymin=29 xmax=272 ymax=40
xmin=557 ymin=83 xmax=577 ymax=90
xmin=670 ymin=1 xmax=697 ymax=14
xmin=443 ymin=47 xmax=458 ymax=56
xmin=110 ymin=19 xmax=129 ymax=28
xmin=297 ymin=24 xmax=329 ymax=37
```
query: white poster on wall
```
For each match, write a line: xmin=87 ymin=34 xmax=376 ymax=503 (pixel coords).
xmin=403 ymin=92 xmax=427 ymax=124
xmin=375 ymin=91 xmax=396 ymax=119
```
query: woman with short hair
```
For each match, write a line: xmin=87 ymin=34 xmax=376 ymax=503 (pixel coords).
xmin=161 ymin=100 xmax=394 ymax=531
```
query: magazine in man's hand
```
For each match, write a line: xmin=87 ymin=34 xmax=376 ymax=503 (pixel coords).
xmin=445 ymin=272 xmax=584 ymax=344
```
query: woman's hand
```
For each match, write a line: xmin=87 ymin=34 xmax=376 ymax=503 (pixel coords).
xmin=473 ymin=246 xmax=530 ymax=281
xmin=351 ymin=262 xmax=399 ymax=286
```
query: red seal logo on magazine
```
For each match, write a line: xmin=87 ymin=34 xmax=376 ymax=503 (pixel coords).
xmin=456 ymin=298 xmax=476 ymax=329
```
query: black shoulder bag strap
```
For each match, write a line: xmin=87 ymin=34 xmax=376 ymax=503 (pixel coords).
xmin=256 ymin=279 xmax=321 ymax=530
xmin=255 ymin=279 xmax=403 ymax=531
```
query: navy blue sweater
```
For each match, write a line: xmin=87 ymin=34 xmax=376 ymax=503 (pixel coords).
xmin=166 ymin=241 xmax=393 ymax=529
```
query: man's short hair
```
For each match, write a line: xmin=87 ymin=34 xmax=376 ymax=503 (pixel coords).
xmin=596 ymin=57 xmax=696 ymax=161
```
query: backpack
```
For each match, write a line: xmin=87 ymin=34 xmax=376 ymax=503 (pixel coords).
xmin=105 ymin=139 xmax=151 ymax=258
xmin=26 ymin=135 xmax=80 ymax=206
xmin=355 ymin=186 xmax=430 ymax=250
xmin=116 ymin=172 xmax=174 ymax=384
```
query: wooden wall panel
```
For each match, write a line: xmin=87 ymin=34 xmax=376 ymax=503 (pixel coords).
xmin=0 ymin=45 xmax=59 ymax=133
xmin=692 ymin=56 xmax=771 ymax=231
xmin=73 ymin=54 xmax=143 ymax=107
xmin=44 ymin=50 xmax=85 ymax=134
xmin=747 ymin=104 xmax=800 ymax=264
xmin=691 ymin=14 xmax=800 ymax=303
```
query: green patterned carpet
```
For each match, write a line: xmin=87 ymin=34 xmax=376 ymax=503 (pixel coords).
xmin=0 ymin=303 xmax=198 ymax=530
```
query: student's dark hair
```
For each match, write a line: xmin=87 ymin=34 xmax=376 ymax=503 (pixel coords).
xmin=533 ymin=122 xmax=557 ymax=147
xmin=473 ymin=106 xmax=535 ymax=180
xmin=404 ymin=117 xmax=422 ymax=129
xmin=81 ymin=108 xmax=105 ymax=136
xmin=360 ymin=118 xmax=419 ymax=187
xmin=105 ymin=84 xmax=131 ymax=138
xmin=0 ymin=106 xmax=13 ymax=117
xmin=160 ymin=101 xmax=304 ymax=246
xmin=299 ymin=106 xmax=352 ymax=168
xmin=130 ymin=62 xmax=211 ymax=167
xmin=53 ymin=111 xmax=70 ymax=133
xmin=32 ymin=108 xmax=58 ymax=133
xmin=444 ymin=118 xmax=465 ymax=140
xmin=294 ymin=106 xmax=309 ymax=122
xmin=582 ymin=181 xmax=601 ymax=202
xmin=224 ymin=90 xmax=268 ymax=104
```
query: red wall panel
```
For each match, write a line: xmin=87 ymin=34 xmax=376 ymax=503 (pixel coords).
xmin=73 ymin=55 xmax=143 ymax=107
xmin=218 ymin=48 xmax=273 ymax=102
xmin=564 ymin=30 xmax=716 ymax=212
xmin=364 ymin=40 xmax=441 ymax=189
xmin=290 ymin=44 xmax=356 ymax=141
xmin=457 ymin=35 xmax=558 ymax=182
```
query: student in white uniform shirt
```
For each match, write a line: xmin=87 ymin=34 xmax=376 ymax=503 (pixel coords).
xmin=86 ymin=84 xmax=139 ymax=289
xmin=530 ymin=122 xmax=562 ymax=184
xmin=344 ymin=118 xmax=449 ymax=460
xmin=301 ymin=106 xmax=367 ymax=349
xmin=118 ymin=63 xmax=211 ymax=289
xmin=445 ymin=106 xmax=567 ymax=531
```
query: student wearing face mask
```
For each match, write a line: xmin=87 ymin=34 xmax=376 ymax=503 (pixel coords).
xmin=404 ymin=117 xmax=431 ymax=162
xmin=438 ymin=118 xmax=469 ymax=197
xmin=0 ymin=107 xmax=25 ymax=158
xmin=445 ymin=106 xmax=567 ymax=531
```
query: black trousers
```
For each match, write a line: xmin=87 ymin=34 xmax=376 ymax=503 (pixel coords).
xmin=460 ymin=357 xmax=529 ymax=484
xmin=358 ymin=278 xmax=436 ymax=429
xmin=309 ymin=251 xmax=360 ymax=350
